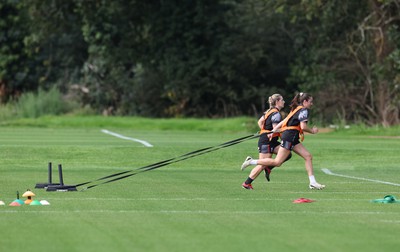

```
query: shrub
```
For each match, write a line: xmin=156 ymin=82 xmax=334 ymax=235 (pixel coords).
xmin=16 ymin=86 xmax=70 ymax=118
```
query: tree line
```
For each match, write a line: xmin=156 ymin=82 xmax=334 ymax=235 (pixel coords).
xmin=1 ymin=0 xmax=399 ymax=126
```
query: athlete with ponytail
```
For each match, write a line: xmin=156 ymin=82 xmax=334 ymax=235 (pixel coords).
xmin=241 ymin=92 xmax=325 ymax=190
xmin=241 ymin=94 xmax=291 ymax=190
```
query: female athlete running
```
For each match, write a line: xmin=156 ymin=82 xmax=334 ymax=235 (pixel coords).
xmin=241 ymin=92 xmax=325 ymax=190
xmin=241 ymin=94 xmax=289 ymax=190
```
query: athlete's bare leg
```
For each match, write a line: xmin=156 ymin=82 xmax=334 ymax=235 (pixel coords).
xmin=293 ymin=143 xmax=313 ymax=176
xmin=256 ymin=148 xmax=291 ymax=167
xmin=248 ymin=152 xmax=271 ymax=180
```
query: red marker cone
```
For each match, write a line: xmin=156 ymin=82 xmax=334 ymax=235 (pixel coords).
xmin=293 ymin=198 xmax=315 ymax=203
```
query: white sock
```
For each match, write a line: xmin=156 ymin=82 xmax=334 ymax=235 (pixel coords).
xmin=309 ymin=175 xmax=316 ymax=184
xmin=250 ymin=160 xmax=258 ymax=165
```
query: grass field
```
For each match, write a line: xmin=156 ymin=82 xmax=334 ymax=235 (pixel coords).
xmin=0 ymin=117 xmax=399 ymax=252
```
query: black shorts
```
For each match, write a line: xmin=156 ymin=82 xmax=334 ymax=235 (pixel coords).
xmin=258 ymin=134 xmax=280 ymax=154
xmin=280 ymin=130 xmax=300 ymax=150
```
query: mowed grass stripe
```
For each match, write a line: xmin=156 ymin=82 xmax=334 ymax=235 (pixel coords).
xmin=3 ymin=210 xmax=400 ymax=215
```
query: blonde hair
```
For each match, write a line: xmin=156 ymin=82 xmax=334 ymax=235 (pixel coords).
xmin=266 ymin=94 xmax=282 ymax=112
xmin=269 ymin=94 xmax=282 ymax=107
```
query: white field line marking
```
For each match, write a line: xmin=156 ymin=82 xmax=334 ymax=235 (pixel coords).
xmin=36 ymin=196 xmax=391 ymax=201
xmin=322 ymin=168 xmax=400 ymax=187
xmin=101 ymin=129 xmax=153 ymax=147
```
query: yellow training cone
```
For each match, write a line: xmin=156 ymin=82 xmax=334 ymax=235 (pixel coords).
xmin=22 ymin=190 xmax=36 ymax=205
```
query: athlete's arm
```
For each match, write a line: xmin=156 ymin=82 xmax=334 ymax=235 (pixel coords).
xmin=258 ymin=115 xmax=265 ymax=129
xmin=271 ymin=120 xmax=284 ymax=132
xmin=300 ymin=121 xmax=318 ymax=134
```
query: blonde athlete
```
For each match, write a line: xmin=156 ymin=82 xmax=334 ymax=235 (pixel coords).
xmin=241 ymin=92 xmax=325 ymax=190
xmin=241 ymin=94 xmax=291 ymax=189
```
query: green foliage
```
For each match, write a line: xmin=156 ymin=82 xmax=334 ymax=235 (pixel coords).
xmin=286 ymin=0 xmax=400 ymax=126
xmin=135 ymin=0 xmax=296 ymax=117
xmin=76 ymin=0 xmax=146 ymax=115
xmin=22 ymin=0 xmax=87 ymax=91
xmin=16 ymin=86 xmax=74 ymax=118
xmin=0 ymin=101 xmax=17 ymax=120
xmin=0 ymin=0 xmax=399 ymax=125
xmin=6 ymin=0 xmax=298 ymax=118
xmin=0 ymin=0 xmax=33 ymax=97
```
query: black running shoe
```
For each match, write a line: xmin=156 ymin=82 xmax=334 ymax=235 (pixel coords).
xmin=264 ymin=167 xmax=272 ymax=182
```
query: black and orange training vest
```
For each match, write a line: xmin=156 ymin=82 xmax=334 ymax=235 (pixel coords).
xmin=280 ymin=106 xmax=305 ymax=141
xmin=259 ymin=108 xmax=280 ymax=138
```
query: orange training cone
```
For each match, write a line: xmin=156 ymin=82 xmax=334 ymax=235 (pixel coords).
xmin=22 ymin=190 xmax=36 ymax=205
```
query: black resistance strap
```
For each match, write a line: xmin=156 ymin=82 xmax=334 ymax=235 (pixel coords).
xmin=76 ymin=133 xmax=259 ymax=191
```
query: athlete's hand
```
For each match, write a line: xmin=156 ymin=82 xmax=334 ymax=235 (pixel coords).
xmin=312 ymin=126 xmax=319 ymax=134
xmin=267 ymin=131 xmax=274 ymax=141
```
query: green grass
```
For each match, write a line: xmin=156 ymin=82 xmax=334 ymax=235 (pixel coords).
xmin=0 ymin=115 xmax=257 ymax=132
xmin=0 ymin=116 xmax=399 ymax=252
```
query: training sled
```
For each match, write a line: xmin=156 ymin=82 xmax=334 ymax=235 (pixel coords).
xmin=35 ymin=162 xmax=77 ymax=191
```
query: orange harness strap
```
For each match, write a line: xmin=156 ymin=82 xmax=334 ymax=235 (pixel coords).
xmin=259 ymin=108 xmax=280 ymax=138
xmin=281 ymin=106 xmax=304 ymax=142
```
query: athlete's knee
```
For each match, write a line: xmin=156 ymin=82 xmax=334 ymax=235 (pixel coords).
xmin=303 ymin=152 xmax=312 ymax=161
xmin=273 ymin=160 xmax=284 ymax=167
